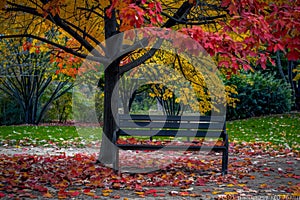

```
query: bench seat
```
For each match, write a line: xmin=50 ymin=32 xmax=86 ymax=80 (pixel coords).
xmin=112 ymin=114 xmax=228 ymax=175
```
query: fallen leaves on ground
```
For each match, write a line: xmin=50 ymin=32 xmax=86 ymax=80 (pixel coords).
xmin=0 ymin=142 xmax=299 ymax=199
xmin=117 ymin=137 xmax=225 ymax=146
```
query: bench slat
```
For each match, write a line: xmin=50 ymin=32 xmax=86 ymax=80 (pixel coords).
xmin=118 ymin=114 xmax=225 ymax=122
xmin=118 ymin=129 xmax=225 ymax=137
xmin=118 ymin=121 xmax=224 ymax=129
xmin=116 ymin=144 xmax=227 ymax=151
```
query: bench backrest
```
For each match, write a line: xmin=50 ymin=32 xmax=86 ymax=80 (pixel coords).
xmin=117 ymin=114 xmax=226 ymax=138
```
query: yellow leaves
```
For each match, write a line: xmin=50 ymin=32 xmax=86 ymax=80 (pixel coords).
xmin=0 ymin=0 xmax=6 ymax=10
xmin=99 ymin=1 xmax=110 ymax=8
xmin=39 ymin=45 xmax=49 ymax=52
xmin=225 ymin=85 xmax=239 ymax=108
xmin=29 ymin=46 xmax=37 ymax=54
xmin=102 ymin=189 xmax=112 ymax=193
xmin=43 ymin=192 xmax=53 ymax=198
xmin=293 ymin=65 xmax=300 ymax=81
xmin=211 ymin=190 xmax=222 ymax=195
xmin=102 ymin=192 xmax=110 ymax=197
xmin=187 ymin=161 xmax=193 ymax=168
xmin=42 ymin=0 xmax=66 ymax=17
xmin=134 ymin=191 xmax=145 ymax=196
xmin=224 ymin=191 xmax=238 ymax=195
xmin=149 ymin=92 xmax=156 ymax=98
xmin=237 ymin=184 xmax=246 ymax=187
xmin=259 ymin=183 xmax=269 ymax=189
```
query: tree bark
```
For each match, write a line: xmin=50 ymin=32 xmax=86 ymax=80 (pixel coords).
xmin=98 ymin=8 xmax=120 ymax=164
xmin=98 ymin=61 xmax=120 ymax=164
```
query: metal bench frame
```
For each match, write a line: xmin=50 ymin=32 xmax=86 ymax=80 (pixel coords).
xmin=112 ymin=114 xmax=228 ymax=175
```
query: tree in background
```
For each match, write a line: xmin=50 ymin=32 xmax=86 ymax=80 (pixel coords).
xmin=0 ymin=0 xmax=299 ymax=163
xmin=0 ymin=38 xmax=76 ymax=124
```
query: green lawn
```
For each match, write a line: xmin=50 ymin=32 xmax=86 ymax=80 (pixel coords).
xmin=0 ymin=113 xmax=299 ymax=150
xmin=0 ymin=125 xmax=102 ymax=147
xmin=227 ymin=113 xmax=300 ymax=150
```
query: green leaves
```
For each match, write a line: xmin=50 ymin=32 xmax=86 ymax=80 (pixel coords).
xmin=225 ymin=72 xmax=294 ymax=120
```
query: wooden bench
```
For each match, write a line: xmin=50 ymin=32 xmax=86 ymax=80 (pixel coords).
xmin=112 ymin=114 xmax=228 ymax=175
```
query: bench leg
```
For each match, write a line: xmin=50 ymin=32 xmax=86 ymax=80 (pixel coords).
xmin=222 ymin=149 xmax=228 ymax=175
xmin=113 ymin=148 xmax=119 ymax=172
xmin=221 ymin=133 xmax=229 ymax=175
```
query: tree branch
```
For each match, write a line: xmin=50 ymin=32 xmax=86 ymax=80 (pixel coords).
xmin=119 ymin=1 xmax=195 ymax=74
xmin=161 ymin=11 xmax=227 ymax=25
xmin=5 ymin=1 xmax=103 ymax=58
xmin=0 ymin=34 xmax=111 ymax=64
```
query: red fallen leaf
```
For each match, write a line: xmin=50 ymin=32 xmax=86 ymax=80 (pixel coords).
xmin=195 ymin=178 xmax=206 ymax=186
xmin=293 ymin=175 xmax=300 ymax=179
xmin=0 ymin=192 xmax=5 ymax=198
xmin=134 ymin=184 xmax=143 ymax=192
xmin=285 ymin=188 xmax=293 ymax=193
xmin=179 ymin=191 xmax=190 ymax=196
xmin=203 ymin=189 xmax=211 ymax=192
xmin=112 ymin=194 xmax=121 ymax=199
xmin=73 ymin=154 xmax=83 ymax=161
xmin=68 ymin=190 xmax=80 ymax=197
xmin=33 ymin=184 xmax=48 ymax=193
xmin=145 ymin=189 xmax=157 ymax=195
xmin=83 ymin=189 xmax=90 ymax=193
xmin=286 ymin=168 xmax=294 ymax=172
xmin=58 ymin=189 xmax=68 ymax=199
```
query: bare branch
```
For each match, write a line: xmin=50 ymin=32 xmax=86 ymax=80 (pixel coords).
xmin=0 ymin=34 xmax=110 ymax=64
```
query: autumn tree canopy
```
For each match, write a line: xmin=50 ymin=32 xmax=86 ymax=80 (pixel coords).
xmin=0 ymin=0 xmax=299 ymax=71
xmin=0 ymin=0 xmax=299 ymax=163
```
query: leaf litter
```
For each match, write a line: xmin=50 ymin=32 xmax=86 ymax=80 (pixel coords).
xmin=0 ymin=141 xmax=299 ymax=199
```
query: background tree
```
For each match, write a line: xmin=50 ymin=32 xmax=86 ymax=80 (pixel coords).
xmin=0 ymin=38 xmax=75 ymax=124
xmin=0 ymin=0 xmax=299 ymax=164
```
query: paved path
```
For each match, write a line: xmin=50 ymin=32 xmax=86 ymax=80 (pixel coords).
xmin=0 ymin=146 xmax=299 ymax=199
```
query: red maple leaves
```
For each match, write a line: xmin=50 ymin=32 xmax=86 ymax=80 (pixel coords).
xmin=111 ymin=0 xmax=299 ymax=74
xmin=107 ymin=0 xmax=163 ymax=31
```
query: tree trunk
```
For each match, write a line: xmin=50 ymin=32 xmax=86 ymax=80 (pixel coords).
xmin=98 ymin=61 xmax=119 ymax=164
xmin=98 ymin=8 xmax=120 ymax=164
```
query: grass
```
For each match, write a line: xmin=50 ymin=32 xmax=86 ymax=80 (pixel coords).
xmin=0 ymin=113 xmax=299 ymax=150
xmin=0 ymin=125 xmax=102 ymax=147
xmin=227 ymin=113 xmax=300 ymax=150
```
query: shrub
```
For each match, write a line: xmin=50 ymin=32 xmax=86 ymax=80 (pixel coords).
xmin=0 ymin=94 xmax=23 ymax=125
xmin=225 ymin=72 xmax=293 ymax=120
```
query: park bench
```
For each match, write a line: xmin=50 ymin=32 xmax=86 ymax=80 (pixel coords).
xmin=112 ymin=114 xmax=228 ymax=175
